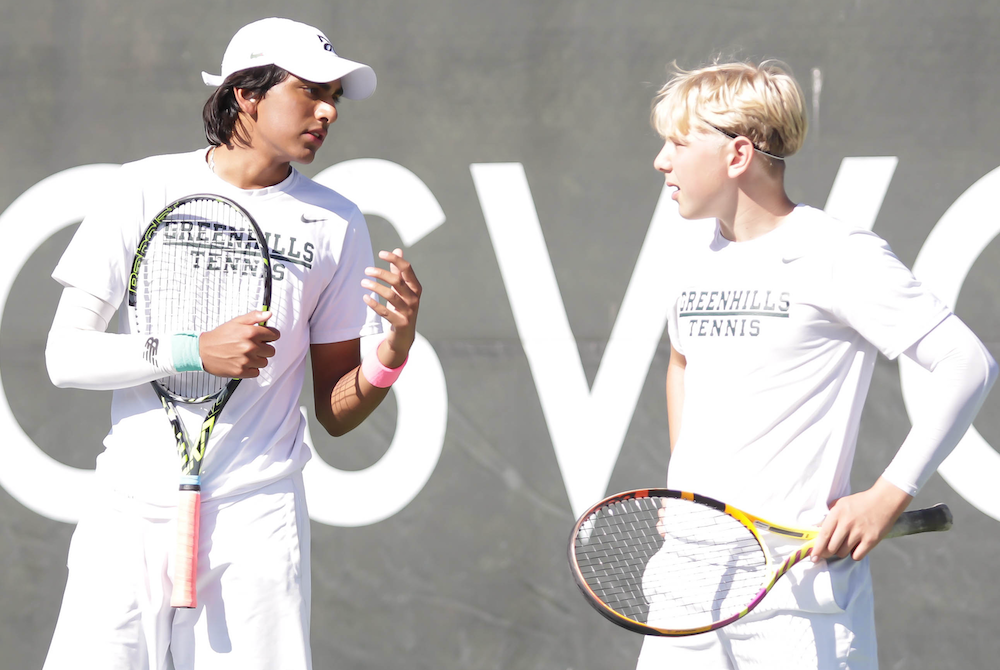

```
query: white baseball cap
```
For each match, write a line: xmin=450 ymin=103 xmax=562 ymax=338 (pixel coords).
xmin=201 ymin=18 xmax=377 ymax=100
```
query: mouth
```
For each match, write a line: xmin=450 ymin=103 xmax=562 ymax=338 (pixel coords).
xmin=305 ymin=129 xmax=327 ymax=145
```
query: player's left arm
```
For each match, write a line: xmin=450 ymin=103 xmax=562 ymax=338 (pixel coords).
xmin=666 ymin=345 xmax=686 ymax=453
xmin=311 ymin=249 xmax=421 ymax=436
xmin=813 ymin=314 xmax=998 ymax=561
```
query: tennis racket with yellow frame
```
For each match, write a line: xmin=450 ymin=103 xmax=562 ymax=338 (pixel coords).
xmin=128 ymin=193 xmax=272 ymax=609
xmin=568 ymin=488 xmax=952 ymax=636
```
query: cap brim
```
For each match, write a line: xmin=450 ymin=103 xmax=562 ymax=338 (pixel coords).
xmin=200 ymin=60 xmax=376 ymax=99
xmin=338 ymin=63 xmax=377 ymax=100
xmin=202 ymin=72 xmax=224 ymax=87
xmin=292 ymin=59 xmax=376 ymax=100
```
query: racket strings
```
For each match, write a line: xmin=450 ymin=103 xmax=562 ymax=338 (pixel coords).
xmin=574 ymin=496 xmax=767 ymax=631
xmin=136 ymin=197 xmax=269 ymax=401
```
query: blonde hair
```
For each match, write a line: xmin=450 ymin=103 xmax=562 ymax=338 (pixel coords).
xmin=651 ymin=60 xmax=808 ymax=160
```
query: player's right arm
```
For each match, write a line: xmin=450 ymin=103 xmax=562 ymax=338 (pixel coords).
xmin=46 ymin=286 xmax=277 ymax=389
xmin=46 ymin=286 xmax=175 ymax=390
xmin=666 ymin=344 xmax=686 ymax=453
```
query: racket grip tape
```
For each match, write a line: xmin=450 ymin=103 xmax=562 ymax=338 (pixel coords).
xmin=885 ymin=503 xmax=953 ymax=539
xmin=170 ymin=485 xmax=201 ymax=608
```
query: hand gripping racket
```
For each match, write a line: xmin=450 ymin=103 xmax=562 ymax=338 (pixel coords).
xmin=128 ymin=193 xmax=272 ymax=608
xmin=568 ymin=489 xmax=952 ymax=636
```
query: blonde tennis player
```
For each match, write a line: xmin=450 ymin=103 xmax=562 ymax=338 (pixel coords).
xmin=639 ymin=59 xmax=996 ymax=669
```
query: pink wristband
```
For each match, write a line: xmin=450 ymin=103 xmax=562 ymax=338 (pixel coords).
xmin=361 ymin=344 xmax=408 ymax=388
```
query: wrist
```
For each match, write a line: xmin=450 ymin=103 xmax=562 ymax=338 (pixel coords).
xmin=362 ymin=337 xmax=408 ymax=388
xmin=171 ymin=332 xmax=204 ymax=372
xmin=872 ymin=477 xmax=915 ymax=515
xmin=376 ymin=337 xmax=409 ymax=369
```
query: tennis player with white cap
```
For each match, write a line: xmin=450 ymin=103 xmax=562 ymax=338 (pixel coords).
xmin=42 ymin=17 xmax=420 ymax=670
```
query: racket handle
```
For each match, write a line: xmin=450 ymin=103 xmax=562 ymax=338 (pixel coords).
xmin=170 ymin=483 xmax=201 ymax=608
xmin=885 ymin=503 xmax=953 ymax=539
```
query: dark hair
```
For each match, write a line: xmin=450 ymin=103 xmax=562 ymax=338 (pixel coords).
xmin=203 ymin=65 xmax=290 ymax=148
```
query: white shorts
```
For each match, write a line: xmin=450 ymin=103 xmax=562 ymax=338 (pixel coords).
xmin=636 ymin=542 xmax=878 ymax=670
xmin=43 ymin=473 xmax=312 ymax=670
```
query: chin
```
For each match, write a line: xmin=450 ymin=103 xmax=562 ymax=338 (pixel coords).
xmin=678 ymin=203 xmax=711 ymax=221
xmin=677 ymin=206 xmax=698 ymax=221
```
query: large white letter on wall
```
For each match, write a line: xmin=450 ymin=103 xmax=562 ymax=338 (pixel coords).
xmin=0 ymin=164 xmax=118 ymax=523
xmin=308 ymin=160 xmax=448 ymax=526
xmin=473 ymin=162 xmax=678 ymax=519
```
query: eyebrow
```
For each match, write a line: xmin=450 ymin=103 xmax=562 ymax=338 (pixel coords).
xmin=300 ymin=79 xmax=344 ymax=97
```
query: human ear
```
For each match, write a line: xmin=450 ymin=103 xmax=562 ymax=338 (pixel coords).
xmin=727 ymin=137 xmax=754 ymax=177
xmin=234 ymin=88 xmax=259 ymax=117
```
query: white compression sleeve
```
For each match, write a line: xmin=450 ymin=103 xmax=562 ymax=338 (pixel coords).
xmin=882 ymin=314 xmax=998 ymax=495
xmin=45 ymin=286 xmax=184 ymax=390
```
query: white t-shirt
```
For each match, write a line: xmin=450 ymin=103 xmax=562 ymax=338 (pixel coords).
xmin=665 ymin=205 xmax=950 ymax=527
xmin=52 ymin=148 xmax=382 ymax=505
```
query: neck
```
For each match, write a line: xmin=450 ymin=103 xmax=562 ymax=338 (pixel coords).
xmin=209 ymin=144 xmax=293 ymax=190
xmin=717 ymin=178 xmax=796 ymax=243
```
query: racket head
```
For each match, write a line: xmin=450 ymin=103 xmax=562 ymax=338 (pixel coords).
xmin=568 ymin=489 xmax=774 ymax=636
xmin=128 ymin=193 xmax=272 ymax=403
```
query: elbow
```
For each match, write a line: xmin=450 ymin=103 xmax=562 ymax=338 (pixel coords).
xmin=44 ymin=331 xmax=73 ymax=389
xmin=973 ymin=332 xmax=999 ymax=393
xmin=46 ymin=358 xmax=74 ymax=389
xmin=985 ymin=351 xmax=999 ymax=393
xmin=47 ymin=371 xmax=72 ymax=390
xmin=313 ymin=408 xmax=351 ymax=438
xmin=322 ymin=420 xmax=351 ymax=438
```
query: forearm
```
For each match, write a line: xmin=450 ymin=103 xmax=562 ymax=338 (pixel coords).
xmin=666 ymin=346 xmax=686 ymax=452
xmin=312 ymin=338 xmax=406 ymax=437
xmin=314 ymin=365 xmax=392 ymax=437
xmin=883 ymin=315 xmax=998 ymax=495
xmin=45 ymin=287 xmax=199 ymax=390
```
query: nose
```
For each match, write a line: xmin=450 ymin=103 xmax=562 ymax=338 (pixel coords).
xmin=653 ymin=143 xmax=672 ymax=173
xmin=317 ymin=100 xmax=338 ymax=124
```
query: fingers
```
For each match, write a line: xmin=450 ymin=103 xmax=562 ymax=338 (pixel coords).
xmin=812 ymin=518 xmax=853 ymax=562
xmin=361 ymin=249 xmax=422 ymax=332
xmin=236 ymin=309 xmax=271 ymax=324
xmin=850 ymin=539 xmax=879 ymax=562
xmin=810 ymin=516 xmax=837 ymax=562
xmin=656 ymin=504 xmax=668 ymax=539
xmin=199 ymin=310 xmax=281 ymax=378
xmin=363 ymin=250 xmax=422 ymax=300
xmin=232 ymin=310 xmax=279 ymax=338
xmin=812 ymin=504 xmax=864 ymax=562
xmin=232 ymin=310 xmax=280 ymax=341
xmin=811 ymin=495 xmax=892 ymax=563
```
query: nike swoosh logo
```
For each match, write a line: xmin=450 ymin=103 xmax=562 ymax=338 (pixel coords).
xmin=301 ymin=214 xmax=326 ymax=223
xmin=782 ymin=255 xmax=803 ymax=263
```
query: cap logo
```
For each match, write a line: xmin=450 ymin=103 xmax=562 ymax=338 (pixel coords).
xmin=250 ymin=52 xmax=265 ymax=59
xmin=317 ymin=35 xmax=334 ymax=52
